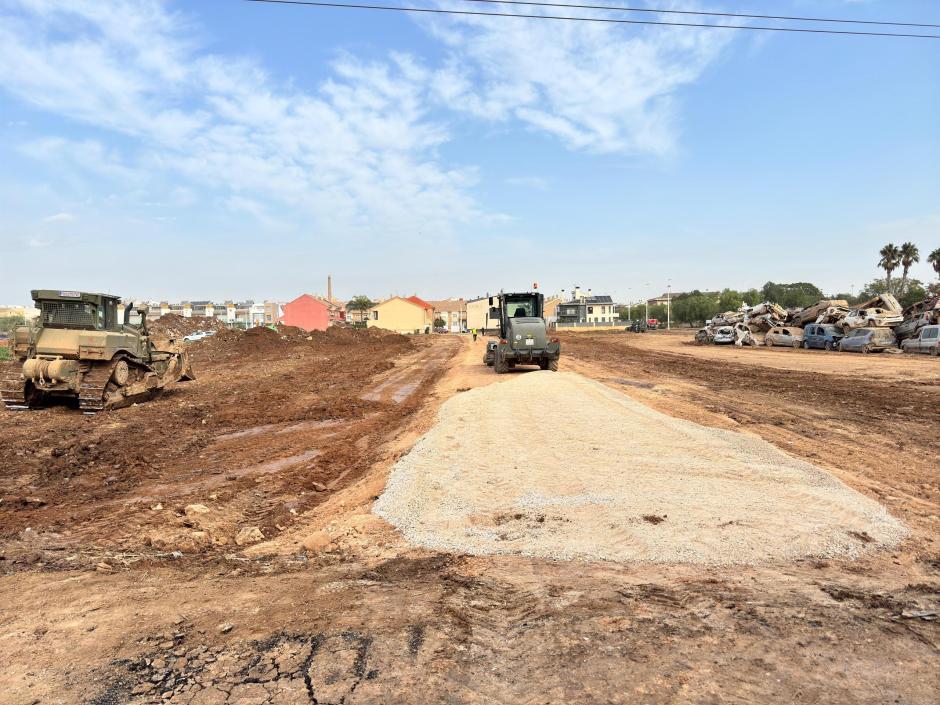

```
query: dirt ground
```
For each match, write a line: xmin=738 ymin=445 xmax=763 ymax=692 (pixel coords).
xmin=0 ymin=330 xmax=937 ymax=704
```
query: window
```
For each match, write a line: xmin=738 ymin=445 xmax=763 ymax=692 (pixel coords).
xmin=923 ymin=328 xmax=938 ymax=339
xmin=588 ymin=306 xmax=593 ymax=314
xmin=372 ymin=310 xmax=379 ymax=320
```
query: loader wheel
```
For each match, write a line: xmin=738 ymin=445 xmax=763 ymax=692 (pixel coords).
xmin=548 ymin=358 xmax=559 ymax=372
xmin=862 ymin=344 xmax=872 ymax=355
xmin=494 ymin=350 xmax=509 ymax=374
xmin=538 ymin=359 xmax=549 ymax=370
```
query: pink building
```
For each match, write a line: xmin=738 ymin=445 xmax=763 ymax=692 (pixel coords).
xmin=279 ymin=294 xmax=331 ymax=332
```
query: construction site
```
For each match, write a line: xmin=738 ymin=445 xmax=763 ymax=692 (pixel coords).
xmin=0 ymin=309 xmax=937 ymax=705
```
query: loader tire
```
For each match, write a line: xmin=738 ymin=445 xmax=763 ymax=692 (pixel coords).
xmin=862 ymin=344 xmax=872 ymax=355
xmin=494 ymin=350 xmax=509 ymax=374
xmin=548 ymin=358 xmax=559 ymax=372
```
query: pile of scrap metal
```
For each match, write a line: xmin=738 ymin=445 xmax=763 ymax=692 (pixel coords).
xmin=895 ymin=295 xmax=940 ymax=341
xmin=697 ymin=301 xmax=789 ymax=346
xmin=695 ymin=292 xmax=939 ymax=347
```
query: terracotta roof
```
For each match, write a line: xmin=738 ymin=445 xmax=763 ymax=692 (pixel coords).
xmin=407 ymin=295 xmax=434 ymax=311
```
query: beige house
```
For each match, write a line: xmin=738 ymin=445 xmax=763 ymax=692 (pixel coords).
xmin=428 ymin=298 xmax=467 ymax=333
xmin=367 ymin=297 xmax=431 ymax=334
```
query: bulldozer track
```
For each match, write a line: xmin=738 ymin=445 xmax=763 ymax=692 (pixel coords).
xmin=78 ymin=363 xmax=114 ymax=414
xmin=0 ymin=369 xmax=28 ymax=411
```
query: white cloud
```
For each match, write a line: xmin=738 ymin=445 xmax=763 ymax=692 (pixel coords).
xmin=505 ymin=176 xmax=549 ymax=190
xmin=41 ymin=212 xmax=75 ymax=223
xmin=0 ymin=0 xmax=479 ymax=236
xmin=421 ymin=2 xmax=732 ymax=154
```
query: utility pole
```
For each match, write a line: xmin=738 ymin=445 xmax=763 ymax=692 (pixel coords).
xmin=667 ymin=280 xmax=672 ymax=331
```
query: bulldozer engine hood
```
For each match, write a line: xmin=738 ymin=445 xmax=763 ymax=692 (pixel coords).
xmin=34 ymin=328 xmax=141 ymax=360
xmin=505 ymin=318 xmax=548 ymax=350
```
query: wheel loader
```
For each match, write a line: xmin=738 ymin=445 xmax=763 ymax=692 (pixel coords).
xmin=1 ymin=290 xmax=194 ymax=412
xmin=483 ymin=291 xmax=560 ymax=374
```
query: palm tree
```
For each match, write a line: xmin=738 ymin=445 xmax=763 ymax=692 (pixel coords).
xmin=347 ymin=295 xmax=376 ymax=323
xmin=929 ymin=247 xmax=940 ymax=281
xmin=878 ymin=243 xmax=901 ymax=294
xmin=898 ymin=242 xmax=920 ymax=294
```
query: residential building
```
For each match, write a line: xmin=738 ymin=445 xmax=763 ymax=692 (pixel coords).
xmin=466 ymin=295 xmax=499 ymax=332
xmin=280 ymin=294 xmax=331 ymax=332
xmin=367 ymin=296 xmax=431 ymax=334
xmin=428 ymin=298 xmax=467 ymax=333
xmin=557 ymin=287 xmax=620 ymax=325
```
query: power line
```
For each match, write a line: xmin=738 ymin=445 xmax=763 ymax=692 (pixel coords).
xmin=242 ymin=0 xmax=940 ymax=39
xmin=460 ymin=0 xmax=940 ymax=29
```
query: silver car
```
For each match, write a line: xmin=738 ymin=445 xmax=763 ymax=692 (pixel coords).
xmin=900 ymin=325 xmax=940 ymax=356
xmin=764 ymin=326 xmax=804 ymax=348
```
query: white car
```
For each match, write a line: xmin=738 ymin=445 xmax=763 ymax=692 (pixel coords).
xmin=840 ymin=307 xmax=903 ymax=332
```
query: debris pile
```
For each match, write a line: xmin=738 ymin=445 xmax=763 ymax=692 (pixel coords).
xmin=696 ymin=292 xmax=938 ymax=351
xmin=150 ymin=314 xmax=228 ymax=339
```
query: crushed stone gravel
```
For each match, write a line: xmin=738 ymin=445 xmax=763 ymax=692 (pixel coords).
xmin=374 ymin=371 xmax=908 ymax=565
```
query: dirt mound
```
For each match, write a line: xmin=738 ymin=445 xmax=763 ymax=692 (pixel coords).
xmin=150 ymin=314 xmax=228 ymax=338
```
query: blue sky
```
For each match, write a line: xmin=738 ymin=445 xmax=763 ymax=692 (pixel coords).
xmin=0 ymin=0 xmax=938 ymax=305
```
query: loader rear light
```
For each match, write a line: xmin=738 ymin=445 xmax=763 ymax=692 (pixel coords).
xmin=550 ymin=337 xmax=559 ymax=343
xmin=499 ymin=339 xmax=508 ymax=344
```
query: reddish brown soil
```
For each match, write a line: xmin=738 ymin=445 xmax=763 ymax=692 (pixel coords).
xmin=0 ymin=335 xmax=936 ymax=705
xmin=0 ymin=327 xmax=458 ymax=570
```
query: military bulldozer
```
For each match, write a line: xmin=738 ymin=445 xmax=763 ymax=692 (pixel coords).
xmin=1 ymin=290 xmax=194 ymax=413
xmin=483 ymin=292 xmax=560 ymax=374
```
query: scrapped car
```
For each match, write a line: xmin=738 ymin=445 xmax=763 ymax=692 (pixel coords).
xmin=838 ymin=327 xmax=897 ymax=354
xmin=795 ymin=299 xmax=849 ymax=327
xmin=815 ymin=305 xmax=851 ymax=325
xmin=764 ymin=326 xmax=804 ymax=348
xmin=713 ymin=326 xmax=736 ymax=345
xmin=694 ymin=327 xmax=714 ymax=344
xmin=840 ymin=306 xmax=904 ymax=331
xmin=900 ymin=325 xmax=940 ymax=356
xmin=802 ymin=324 xmax=843 ymax=351
xmin=894 ymin=312 xmax=934 ymax=341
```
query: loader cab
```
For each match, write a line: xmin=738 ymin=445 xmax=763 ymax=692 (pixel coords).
xmin=488 ymin=293 xmax=544 ymax=336
xmin=32 ymin=290 xmax=122 ymax=332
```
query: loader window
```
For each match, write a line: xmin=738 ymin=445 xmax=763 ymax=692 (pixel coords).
xmin=506 ymin=298 xmax=536 ymax=318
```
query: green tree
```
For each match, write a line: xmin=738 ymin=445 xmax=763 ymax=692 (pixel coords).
xmin=347 ymin=295 xmax=376 ymax=316
xmin=741 ymin=288 xmax=762 ymax=306
xmin=858 ymin=278 xmax=927 ymax=309
xmin=717 ymin=288 xmax=742 ymax=312
xmin=646 ymin=303 xmax=668 ymax=323
xmin=898 ymin=242 xmax=920 ymax=294
xmin=433 ymin=317 xmax=446 ymax=329
xmin=760 ymin=282 xmax=823 ymax=308
xmin=878 ymin=243 xmax=901 ymax=294
xmin=928 ymin=247 xmax=940 ymax=281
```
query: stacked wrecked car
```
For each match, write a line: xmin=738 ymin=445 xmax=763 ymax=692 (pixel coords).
xmin=694 ymin=293 xmax=939 ymax=354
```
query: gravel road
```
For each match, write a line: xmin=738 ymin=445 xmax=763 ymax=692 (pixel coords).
xmin=375 ymin=371 xmax=907 ymax=564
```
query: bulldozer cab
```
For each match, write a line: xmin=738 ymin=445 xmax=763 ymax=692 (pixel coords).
xmin=32 ymin=290 xmax=122 ymax=332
